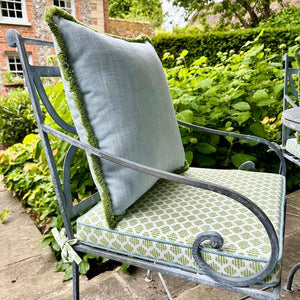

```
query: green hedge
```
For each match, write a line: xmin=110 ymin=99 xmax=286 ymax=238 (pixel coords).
xmin=152 ymin=26 xmax=300 ymax=66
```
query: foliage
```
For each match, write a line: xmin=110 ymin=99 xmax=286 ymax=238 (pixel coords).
xmin=1 ymin=70 xmax=24 ymax=84
xmin=152 ymin=26 xmax=300 ymax=67
xmin=0 ymin=88 xmax=36 ymax=146
xmin=172 ymin=25 xmax=204 ymax=35
xmin=163 ymin=38 xmax=300 ymax=190
xmin=0 ymin=134 xmax=58 ymax=223
xmin=259 ymin=5 xmax=300 ymax=28
xmin=165 ymin=42 xmax=285 ymax=172
xmin=172 ymin=0 xmax=285 ymax=28
xmin=108 ymin=0 xmax=164 ymax=27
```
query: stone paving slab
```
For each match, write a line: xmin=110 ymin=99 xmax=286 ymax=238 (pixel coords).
xmin=1 ymin=179 xmax=300 ymax=299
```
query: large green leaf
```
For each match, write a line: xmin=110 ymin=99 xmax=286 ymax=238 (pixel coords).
xmin=196 ymin=143 xmax=217 ymax=154
xmin=231 ymin=153 xmax=257 ymax=168
xmin=176 ymin=110 xmax=193 ymax=123
xmin=231 ymin=111 xmax=251 ymax=125
xmin=256 ymin=98 xmax=277 ymax=107
xmin=197 ymin=78 xmax=212 ymax=90
xmin=249 ymin=122 xmax=266 ymax=137
xmin=253 ymin=89 xmax=268 ymax=101
xmin=233 ymin=102 xmax=250 ymax=111
xmin=185 ymin=151 xmax=193 ymax=165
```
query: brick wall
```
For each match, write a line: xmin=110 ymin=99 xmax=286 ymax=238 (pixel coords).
xmin=0 ymin=0 xmax=108 ymax=96
xmin=108 ymin=18 xmax=156 ymax=38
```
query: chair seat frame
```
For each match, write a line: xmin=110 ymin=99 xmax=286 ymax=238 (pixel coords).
xmin=6 ymin=29 xmax=287 ymax=300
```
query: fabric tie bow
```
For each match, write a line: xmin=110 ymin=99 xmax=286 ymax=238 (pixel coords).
xmin=51 ymin=228 xmax=82 ymax=264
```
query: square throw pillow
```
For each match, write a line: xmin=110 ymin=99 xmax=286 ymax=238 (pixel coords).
xmin=45 ymin=6 xmax=186 ymax=228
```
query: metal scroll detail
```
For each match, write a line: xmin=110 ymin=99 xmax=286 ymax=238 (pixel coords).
xmin=192 ymin=228 xmax=278 ymax=287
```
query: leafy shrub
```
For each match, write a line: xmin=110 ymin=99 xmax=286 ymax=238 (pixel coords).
xmin=166 ymin=43 xmax=282 ymax=169
xmin=259 ymin=5 xmax=300 ymax=28
xmin=0 ymin=131 xmax=99 ymax=280
xmin=0 ymin=88 xmax=36 ymax=146
xmin=1 ymin=70 xmax=24 ymax=84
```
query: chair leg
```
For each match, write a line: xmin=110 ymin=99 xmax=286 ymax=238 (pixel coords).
xmin=286 ymin=262 xmax=300 ymax=292
xmin=158 ymin=272 xmax=173 ymax=300
xmin=145 ymin=269 xmax=153 ymax=282
xmin=73 ymin=262 xmax=80 ymax=300
xmin=145 ymin=270 xmax=172 ymax=299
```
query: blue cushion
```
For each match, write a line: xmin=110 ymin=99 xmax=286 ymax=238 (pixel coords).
xmin=45 ymin=7 xmax=186 ymax=228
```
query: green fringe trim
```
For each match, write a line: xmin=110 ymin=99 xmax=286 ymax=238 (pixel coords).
xmin=174 ymin=160 xmax=189 ymax=174
xmin=45 ymin=6 xmax=133 ymax=228
xmin=44 ymin=6 xmax=187 ymax=228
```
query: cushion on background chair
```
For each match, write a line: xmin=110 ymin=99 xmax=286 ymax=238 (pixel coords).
xmin=285 ymin=138 xmax=300 ymax=158
xmin=282 ymin=107 xmax=300 ymax=126
xmin=77 ymin=167 xmax=285 ymax=286
xmin=45 ymin=7 xmax=186 ymax=228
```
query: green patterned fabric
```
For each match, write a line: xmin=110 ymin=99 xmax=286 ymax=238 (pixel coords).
xmin=77 ymin=167 xmax=285 ymax=285
xmin=285 ymin=138 xmax=300 ymax=158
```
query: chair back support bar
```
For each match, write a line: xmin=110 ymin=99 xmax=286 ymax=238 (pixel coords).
xmin=283 ymin=54 xmax=299 ymax=110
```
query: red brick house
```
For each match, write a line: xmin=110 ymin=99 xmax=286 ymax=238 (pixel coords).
xmin=0 ymin=0 xmax=109 ymax=95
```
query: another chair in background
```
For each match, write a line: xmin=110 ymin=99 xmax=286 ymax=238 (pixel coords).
xmin=281 ymin=52 xmax=300 ymax=165
xmin=281 ymin=52 xmax=300 ymax=292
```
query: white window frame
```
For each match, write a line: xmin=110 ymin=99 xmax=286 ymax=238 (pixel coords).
xmin=5 ymin=51 xmax=32 ymax=77
xmin=0 ymin=0 xmax=30 ymax=25
xmin=53 ymin=0 xmax=75 ymax=16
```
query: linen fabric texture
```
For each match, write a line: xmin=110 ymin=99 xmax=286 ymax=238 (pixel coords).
xmin=45 ymin=7 xmax=186 ymax=228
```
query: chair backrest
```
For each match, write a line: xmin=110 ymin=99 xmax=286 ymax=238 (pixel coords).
xmin=5 ymin=29 xmax=100 ymax=239
xmin=283 ymin=53 xmax=299 ymax=110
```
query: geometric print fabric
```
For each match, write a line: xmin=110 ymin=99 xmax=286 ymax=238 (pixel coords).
xmin=76 ymin=167 xmax=285 ymax=286
xmin=285 ymin=138 xmax=300 ymax=158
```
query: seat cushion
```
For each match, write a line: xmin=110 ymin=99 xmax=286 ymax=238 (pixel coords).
xmin=77 ymin=167 xmax=285 ymax=285
xmin=45 ymin=7 xmax=186 ymax=228
xmin=285 ymin=138 xmax=300 ymax=158
xmin=282 ymin=107 xmax=300 ymax=125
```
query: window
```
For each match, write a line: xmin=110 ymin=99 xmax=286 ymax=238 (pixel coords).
xmin=5 ymin=52 xmax=32 ymax=76
xmin=0 ymin=0 xmax=29 ymax=25
xmin=53 ymin=0 xmax=75 ymax=15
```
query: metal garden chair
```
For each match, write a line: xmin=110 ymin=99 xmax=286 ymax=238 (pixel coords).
xmin=5 ymin=6 xmax=287 ymax=300
xmin=281 ymin=52 xmax=300 ymax=166
xmin=281 ymin=52 xmax=300 ymax=292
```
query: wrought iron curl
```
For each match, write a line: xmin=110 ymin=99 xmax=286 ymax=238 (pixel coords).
xmin=192 ymin=226 xmax=278 ymax=287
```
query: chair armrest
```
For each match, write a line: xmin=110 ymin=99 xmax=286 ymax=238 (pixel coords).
xmin=177 ymin=120 xmax=286 ymax=176
xmin=42 ymin=124 xmax=280 ymax=287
